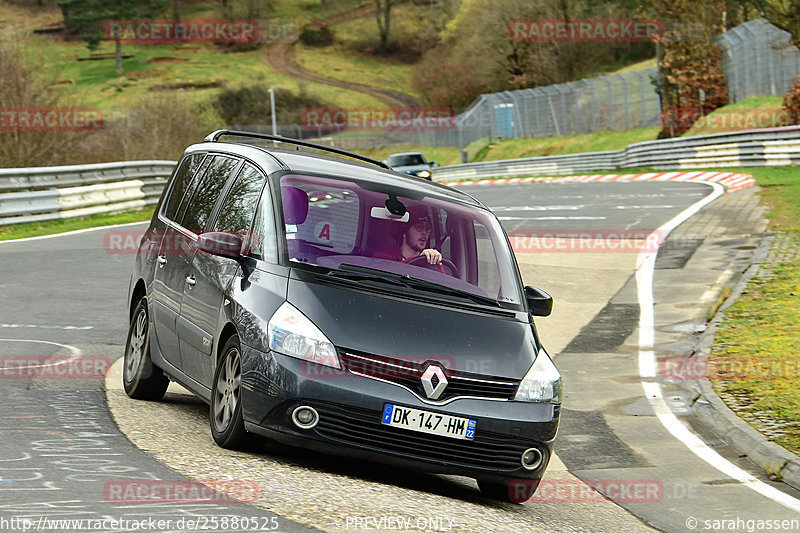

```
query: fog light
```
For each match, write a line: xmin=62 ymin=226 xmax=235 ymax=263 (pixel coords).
xmin=291 ymin=406 xmax=319 ymax=429
xmin=521 ymin=447 xmax=543 ymax=470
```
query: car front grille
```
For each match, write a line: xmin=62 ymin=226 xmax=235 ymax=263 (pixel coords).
xmin=311 ymin=402 xmax=536 ymax=471
xmin=339 ymin=350 xmax=520 ymax=403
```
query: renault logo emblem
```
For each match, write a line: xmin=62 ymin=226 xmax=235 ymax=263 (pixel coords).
xmin=420 ymin=365 xmax=448 ymax=400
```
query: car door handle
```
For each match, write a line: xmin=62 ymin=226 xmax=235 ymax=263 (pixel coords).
xmin=186 ymin=275 xmax=196 ymax=287
xmin=157 ymin=255 xmax=167 ymax=266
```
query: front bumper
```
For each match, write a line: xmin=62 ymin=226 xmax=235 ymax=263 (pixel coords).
xmin=240 ymin=346 xmax=560 ymax=483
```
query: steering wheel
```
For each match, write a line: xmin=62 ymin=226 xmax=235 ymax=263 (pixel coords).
xmin=405 ymin=254 xmax=461 ymax=278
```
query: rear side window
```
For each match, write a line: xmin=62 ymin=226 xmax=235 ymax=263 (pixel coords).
xmin=181 ymin=155 xmax=240 ymax=234
xmin=163 ymin=153 xmax=206 ymax=221
xmin=213 ymin=163 xmax=267 ymax=235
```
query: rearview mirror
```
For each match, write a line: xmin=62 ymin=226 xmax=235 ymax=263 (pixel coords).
xmin=198 ymin=232 xmax=243 ymax=260
xmin=524 ymin=286 xmax=553 ymax=317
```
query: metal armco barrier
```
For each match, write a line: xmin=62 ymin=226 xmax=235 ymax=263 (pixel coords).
xmin=0 ymin=161 xmax=176 ymax=225
xmin=0 ymin=126 xmax=798 ymax=225
xmin=433 ymin=126 xmax=800 ymax=182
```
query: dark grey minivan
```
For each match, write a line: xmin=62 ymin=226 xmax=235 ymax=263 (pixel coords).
xmin=123 ymin=131 xmax=561 ymax=502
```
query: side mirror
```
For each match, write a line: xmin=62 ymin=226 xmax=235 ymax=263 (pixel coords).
xmin=198 ymin=232 xmax=243 ymax=260
xmin=524 ymin=286 xmax=553 ymax=317
xmin=430 ymin=161 xmax=439 ymax=167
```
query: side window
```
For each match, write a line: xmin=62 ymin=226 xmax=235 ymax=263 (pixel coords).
xmin=162 ymin=153 xmax=205 ymax=221
xmin=213 ymin=163 xmax=267 ymax=235
xmin=181 ymin=155 xmax=240 ymax=235
xmin=249 ymin=185 xmax=278 ymax=263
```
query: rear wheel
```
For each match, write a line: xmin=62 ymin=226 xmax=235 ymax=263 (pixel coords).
xmin=478 ymin=478 xmax=541 ymax=503
xmin=123 ymin=298 xmax=169 ymax=401
xmin=210 ymin=335 xmax=259 ymax=449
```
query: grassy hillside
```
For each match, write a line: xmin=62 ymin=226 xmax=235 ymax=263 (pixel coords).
xmin=294 ymin=4 xmax=423 ymax=101
xmin=2 ymin=0 xmax=387 ymax=118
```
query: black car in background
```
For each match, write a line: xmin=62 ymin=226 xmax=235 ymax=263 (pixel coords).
xmin=386 ymin=151 xmax=437 ymax=180
xmin=123 ymin=130 xmax=560 ymax=502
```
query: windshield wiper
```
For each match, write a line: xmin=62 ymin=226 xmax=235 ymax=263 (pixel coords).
xmin=398 ymin=277 xmax=501 ymax=308
xmin=323 ymin=265 xmax=408 ymax=287
xmin=326 ymin=264 xmax=501 ymax=308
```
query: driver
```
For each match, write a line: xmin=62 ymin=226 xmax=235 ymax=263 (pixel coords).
xmin=373 ymin=210 xmax=443 ymax=267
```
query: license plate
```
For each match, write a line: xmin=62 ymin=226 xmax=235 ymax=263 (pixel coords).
xmin=381 ymin=404 xmax=476 ymax=440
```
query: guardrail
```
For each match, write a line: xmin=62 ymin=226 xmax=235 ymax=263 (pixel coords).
xmin=0 ymin=161 xmax=176 ymax=225
xmin=433 ymin=126 xmax=800 ymax=182
xmin=0 ymin=126 xmax=798 ymax=225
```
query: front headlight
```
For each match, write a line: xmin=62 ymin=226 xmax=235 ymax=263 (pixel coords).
xmin=515 ymin=348 xmax=562 ymax=403
xmin=267 ymin=302 xmax=341 ymax=369
xmin=417 ymin=170 xmax=431 ymax=179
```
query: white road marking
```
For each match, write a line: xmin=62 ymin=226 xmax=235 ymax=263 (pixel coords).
xmin=0 ymin=324 xmax=93 ymax=330
xmin=0 ymin=220 xmax=148 ymax=245
xmin=636 ymin=183 xmax=800 ymax=512
xmin=615 ymin=205 xmax=676 ymax=210
xmin=0 ymin=338 xmax=82 ymax=356
xmin=490 ymin=205 xmax=584 ymax=211
xmin=497 ymin=216 xmax=606 ymax=221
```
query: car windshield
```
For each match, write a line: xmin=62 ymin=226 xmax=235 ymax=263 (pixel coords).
xmin=277 ymin=173 xmax=524 ymax=308
xmin=387 ymin=154 xmax=425 ymax=167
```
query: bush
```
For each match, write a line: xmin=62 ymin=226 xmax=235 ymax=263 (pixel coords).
xmin=412 ymin=47 xmax=486 ymax=110
xmin=213 ymin=85 xmax=329 ymax=127
xmin=783 ymin=77 xmax=800 ymax=126
xmin=0 ymin=37 xmax=89 ymax=168
xmin=298 ymin=25 xmax=334 ymax=47
xmin=87 ymin=93 xmax=220 ymax=162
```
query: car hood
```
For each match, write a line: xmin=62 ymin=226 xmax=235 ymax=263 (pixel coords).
xmin=287 ymin=276 xmax=537 ymax=379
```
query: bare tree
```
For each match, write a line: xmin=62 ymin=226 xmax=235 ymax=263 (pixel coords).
xmin=0 ymin=38 xmax=89 ymax=167
xmin=375 ymin=0 xmax=396 ymax=51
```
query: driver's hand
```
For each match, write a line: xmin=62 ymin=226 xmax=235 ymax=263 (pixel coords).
xmin=421 ymin=249 xmax=442 ymax=264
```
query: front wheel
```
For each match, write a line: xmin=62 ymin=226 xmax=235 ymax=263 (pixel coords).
xmin=210 ymin=335 xmax=255 ymax=449
xmin=478 ymin=478 xmax=541 ymax=503
xmin=123 ymin=298 xmax=169 ymax=401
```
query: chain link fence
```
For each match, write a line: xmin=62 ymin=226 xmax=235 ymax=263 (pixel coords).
xmin=717 ymin=18 xmax=800 ymax=103
xmin=455 ymin=68 xmax=660 ymax=148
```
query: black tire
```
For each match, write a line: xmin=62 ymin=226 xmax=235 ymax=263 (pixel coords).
xmin=123 ymin=298 xmax=169 ymax=401
xmin=210 ymin=334 xmax=255 ymax=450
xmin=478 ymin=478 xmax=541 ymax=503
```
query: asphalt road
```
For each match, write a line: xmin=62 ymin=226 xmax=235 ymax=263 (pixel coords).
xmin=1 ymin=181 xmax=798 ymax=532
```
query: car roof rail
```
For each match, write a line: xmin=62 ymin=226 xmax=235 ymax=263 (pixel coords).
xmin=204 ymin=129 xmax=392 ymax=170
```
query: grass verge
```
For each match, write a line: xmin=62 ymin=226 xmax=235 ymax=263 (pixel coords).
xmin=707 ymin=166 xmax=800 ymax=456
xmin=0 ymin=208 xmax=154 ymax=241
xmin=476 ymin=128 xmax=660 ymax=161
